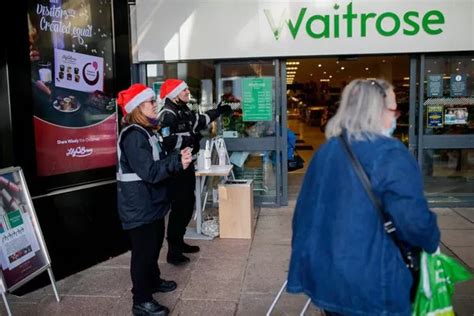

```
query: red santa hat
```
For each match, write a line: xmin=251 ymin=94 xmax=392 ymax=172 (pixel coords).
xmin=159 ymin=79 xmax=188 ymax=101
xmin=117 ymin=83 xmax=155 ymax=116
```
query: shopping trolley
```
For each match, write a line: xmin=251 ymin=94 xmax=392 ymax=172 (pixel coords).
xmin=266 ymin=280 xmax=313 ymax=316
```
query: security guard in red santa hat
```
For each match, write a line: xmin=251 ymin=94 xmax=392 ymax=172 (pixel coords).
xmin=116 ymin=83 xmax=193 ymax=315
xmin=158 ymin=79 xmax=232 ymax=265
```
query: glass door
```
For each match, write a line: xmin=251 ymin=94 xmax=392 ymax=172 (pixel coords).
xmin=216 ymin=60 xmax=286 ymax=205
xmin=418 ymin=53 xmax=474 ymax=205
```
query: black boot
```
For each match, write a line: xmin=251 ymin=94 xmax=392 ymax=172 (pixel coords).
xmin=166 ymin=252 xmax=190 ymax=266
xmin=182 ymin=242 xmax=200 ymax=253
xmin=153 ymin=279 xmax=177 ymax=293
xmin=132 ymin=299 xmax=169 ymax=316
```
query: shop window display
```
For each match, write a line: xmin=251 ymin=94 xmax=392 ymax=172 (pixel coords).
xmin=423 ymin=56 xmax=474 ymax=135
xmin=422 ymin=54 xmax=474 ymax=198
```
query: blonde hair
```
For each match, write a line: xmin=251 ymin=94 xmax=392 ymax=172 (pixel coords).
xmin=325 ymin=79 xmax=393 ymax=141
xmin=124 ymin=106 xmax=152 ymax=128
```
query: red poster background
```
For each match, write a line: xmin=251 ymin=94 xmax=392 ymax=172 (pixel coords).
xmin=34 ymin=114 xmax=117 ymax=176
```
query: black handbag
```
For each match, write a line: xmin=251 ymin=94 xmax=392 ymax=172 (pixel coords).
xmin=339 ymin=135 xmax=421 ymax=301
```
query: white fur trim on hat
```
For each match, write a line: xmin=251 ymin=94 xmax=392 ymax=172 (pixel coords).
xmin=125 ymin=88 xmax=155 ymax=114
xmin=166 ymin=81 xmax=188 ymax=100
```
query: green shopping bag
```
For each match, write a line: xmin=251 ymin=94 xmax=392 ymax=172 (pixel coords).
xmin=412 ymin=249 xmax=472 ymax=316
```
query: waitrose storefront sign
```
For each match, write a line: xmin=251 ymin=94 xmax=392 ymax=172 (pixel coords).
xmin=135 ymin=0 xmax=474 ymax=61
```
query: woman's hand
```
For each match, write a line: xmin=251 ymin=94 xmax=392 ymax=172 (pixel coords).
xmin=180 ymin=147 xmax=193 ymax=170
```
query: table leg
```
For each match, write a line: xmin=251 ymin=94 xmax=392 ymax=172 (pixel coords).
xmin=195 ymin=176 xmax=202 ymax=234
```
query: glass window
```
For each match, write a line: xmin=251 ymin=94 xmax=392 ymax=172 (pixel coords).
xmin=219 ymin=62 xmax=277 ymax=138
xmin=423 ymin=149 xmax=474 ymax=194
xmin=146 ymin=61 xmax=217 ymax=136
xmin=228 ymin=150 xmax=277 ymax=199
xmin=424 ymin=55 xmax=474 ymax=135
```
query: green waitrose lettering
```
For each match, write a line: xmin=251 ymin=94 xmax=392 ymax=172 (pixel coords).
xmin=264 ymin=3 xmax=445 ymax=40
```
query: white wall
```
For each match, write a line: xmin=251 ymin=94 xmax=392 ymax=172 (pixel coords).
xmin=135 ymin=0 xmax=474 ymax=62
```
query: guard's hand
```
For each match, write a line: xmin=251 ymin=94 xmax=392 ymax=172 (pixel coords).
xmin=180 ymin=147 xmax=193 ymax=170
xmin=218 ymin=102 xmax=233 ymax=116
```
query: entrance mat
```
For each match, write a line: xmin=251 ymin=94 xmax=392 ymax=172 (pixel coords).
xmin=295 ymin=145 xmax=314 ymax=150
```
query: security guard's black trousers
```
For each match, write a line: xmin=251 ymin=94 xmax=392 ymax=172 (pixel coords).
xmin=128 ymin=218 xmax=165 ymax=304
xmin=167 ymin=166 xmax=196 ymax=253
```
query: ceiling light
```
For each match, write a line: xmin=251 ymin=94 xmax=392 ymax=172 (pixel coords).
xmin=329 ymin=75 xmax=333 ymax=78
xmin=427 ymin=69 xmax=431 ymax=73
xmin=336 ymin=61 xmax=339 ymax=64
xmin=403 ymin=77 xmax=410 ymax=80
xmin=318 ymin=64 xmax=322 ymax=67
xmin=320 ymin=79 xmax=330 ymax=82
xmin=341 ymin=66 xmax=345 ymax=70
xmin=382 ymin=59 xmax=386 ymax=63
xmin=456 ymin=68 xmax=460 ymax=71
xmin=365 ymin=67 xmax=369 ymax=71
xmin=310 ymin=73 xmax=313 ymax=76
xmin=323 ymin=71 xmax=327 ymax=74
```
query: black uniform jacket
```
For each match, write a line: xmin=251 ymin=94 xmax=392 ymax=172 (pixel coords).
xmin=117 ymin=124 xmax=183 ymax=230
xmin=158 ymin=98 xmax=220 ymax=154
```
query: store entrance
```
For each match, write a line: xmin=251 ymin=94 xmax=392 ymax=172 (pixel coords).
xmin=285 ymin=55 xmax=410 ymax=197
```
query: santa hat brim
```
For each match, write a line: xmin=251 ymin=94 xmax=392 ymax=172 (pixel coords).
xmin=125 ymin=88 xmax=155 ymax=113
xmin=164 ymin=81 xmax=188 ymax=100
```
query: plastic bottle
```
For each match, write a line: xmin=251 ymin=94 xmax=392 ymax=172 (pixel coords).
xmin=218 ymin=140 xmax=226 ymax=166
xmin=204 ymin=140 xmax=211 ymax=170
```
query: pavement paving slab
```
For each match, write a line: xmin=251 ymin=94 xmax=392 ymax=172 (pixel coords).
xmin=1 ymin=187 xmax=472 ymax=316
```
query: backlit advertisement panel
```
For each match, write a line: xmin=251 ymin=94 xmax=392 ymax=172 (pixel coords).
xmin=28 ymin=0 xmax=117 ymax=176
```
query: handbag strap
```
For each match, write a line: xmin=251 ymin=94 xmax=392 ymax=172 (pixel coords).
xmin=339 ymin=134 xmax=396 ymax=235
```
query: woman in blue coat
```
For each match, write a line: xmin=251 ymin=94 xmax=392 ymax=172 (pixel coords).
xmin=287 ymin=79 xmax=440 ymax=316
xmin=116 ymin=84 xmax=192 ymax=316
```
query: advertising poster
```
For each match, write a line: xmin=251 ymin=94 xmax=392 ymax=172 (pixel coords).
xmin=28 ymin=0 xmax=117 ymax=176
xmin=242 ymin=77 xmax=273 ymax=122
xmin=54 ymin=48 xmax=104 ymax=93
xmin=427 ymin=105 xmax=444 ymax=128
xmin=450 ymin=74 xmax=467 ymax=97
xmin=0 ymin=168 xmax=48 ymax=289
xmin=445 ymin=107 xmax=468 ymax=125
xmin=427 ymin=75 xmax=443 ymax=97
